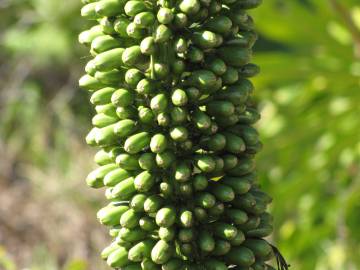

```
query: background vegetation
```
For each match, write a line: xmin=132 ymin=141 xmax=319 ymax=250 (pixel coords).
xmin=0 ymin=0 xmax=359 ymax=269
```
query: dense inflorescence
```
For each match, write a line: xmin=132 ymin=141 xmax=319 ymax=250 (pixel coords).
xmin=79 ymin=0 xmax=284 ymax=269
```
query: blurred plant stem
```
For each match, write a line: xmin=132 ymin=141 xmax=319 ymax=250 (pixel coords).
xmin=329 ymin=0 xmax=360 ymax=58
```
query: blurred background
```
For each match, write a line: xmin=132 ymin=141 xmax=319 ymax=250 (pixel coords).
xmin=0 ymin=0 xmax=359 ymax=269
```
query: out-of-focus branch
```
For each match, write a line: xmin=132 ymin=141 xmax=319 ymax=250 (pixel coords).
xmin=329 ymin=0 xmax=360 ymax=59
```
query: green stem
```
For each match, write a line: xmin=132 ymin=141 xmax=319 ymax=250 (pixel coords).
xmin=150 ymin=54 xmax=156 ymax=80
xmin=150 ymin=19 xmax=159 ymax=80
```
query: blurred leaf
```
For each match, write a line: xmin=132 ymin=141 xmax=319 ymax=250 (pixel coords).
xmin=63 ymin=260 xmax=88 ymax=270
xmin=4 ymin=23 xmax=71 ymax=65
xmin=0 ymin=247 xmax=16 ymax=270
xmin=252 ymin=1 xmax=360 ymax=269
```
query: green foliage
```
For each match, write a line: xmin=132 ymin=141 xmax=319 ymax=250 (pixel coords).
xmin=64 ymin=260 xmax=88 ymax=270
xmin=1 ymin=1 xmax=83 ymax=66
xmin=0 ymin=1 xmax=103 ymax=269
xmin=252 ymin=1 xmax=360 ymax=269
